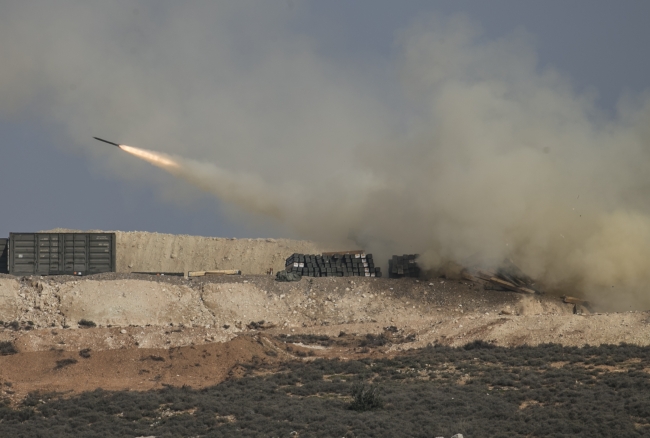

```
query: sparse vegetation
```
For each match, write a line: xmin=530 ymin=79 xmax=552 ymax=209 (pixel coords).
xmin=0 ymin=342 xmax=18 ymax=356
xmin=54 ymin=358 xmax=78 ymax=369
xmin=78 ymin=319 xmax=96 ymax=328
xmin=1 ymin=343 xmax=649 ymax=436
xmin=348 ymin=383 xmax=383 ymax=411
xmin=359 ymin=333 xmax=389 ymax=347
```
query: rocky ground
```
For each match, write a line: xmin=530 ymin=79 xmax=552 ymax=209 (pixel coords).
xmin=1 ymin=270 xmax=649 ymax=404
xmin=0 ymin=230 xmax=649 ymax=438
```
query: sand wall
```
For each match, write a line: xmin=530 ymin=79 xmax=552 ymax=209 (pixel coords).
xmin=41 ymin=230 xmax=333 ymax=275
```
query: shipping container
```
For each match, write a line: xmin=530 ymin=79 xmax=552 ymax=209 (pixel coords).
xmin=0 ymin=238 xmax=8 ymax=274
xmin=8 ymin=233 xmax=116 ymax=276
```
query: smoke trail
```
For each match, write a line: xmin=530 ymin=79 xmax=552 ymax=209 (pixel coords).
xmin=116 ymin=18 xmax=650 ymax=312
xmin=119 ymin=144 xmax=288 ymax=221
xmin=1 ymin=4 xmax=649 ymax=310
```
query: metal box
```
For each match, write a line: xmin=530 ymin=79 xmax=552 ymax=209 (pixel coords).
xmin=0 ymin=238 xmax=7 ymax=274
xmin=8 ymin=233 xmax=116 ymax=276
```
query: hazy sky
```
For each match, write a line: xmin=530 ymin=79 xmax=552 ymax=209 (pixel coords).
xmin=1 ymin=0 xmax=648 ymax=240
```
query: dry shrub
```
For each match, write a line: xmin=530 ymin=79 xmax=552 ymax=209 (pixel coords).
xmin=0 ymin=342 xmax=17 ymax=356
xmin=54 ymin=358 xmax=78 ymax=370
xmin=348 ymin=383 xmax=383 ymax=411
xmin=78 ymin=319 xmax=97 ymax=328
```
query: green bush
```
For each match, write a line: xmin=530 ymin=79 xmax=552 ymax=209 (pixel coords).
xmin=348 ymin=383 xmax=383 ymax=411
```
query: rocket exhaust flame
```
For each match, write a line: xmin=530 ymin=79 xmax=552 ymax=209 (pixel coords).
xmin=118 ymin=144 xmax=180 ymax=170
xmin=114 ymin=141 xmax=285 ymax=221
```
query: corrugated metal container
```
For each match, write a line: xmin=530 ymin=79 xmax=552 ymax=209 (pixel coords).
xmin=8 ymin=233 xmax=116 ymax=276
xmin=0 ymin=238 xmax=8 ymax=274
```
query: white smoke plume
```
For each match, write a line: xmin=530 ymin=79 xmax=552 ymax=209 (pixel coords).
xmin=1 ymin=4 xmax=649 ymax=310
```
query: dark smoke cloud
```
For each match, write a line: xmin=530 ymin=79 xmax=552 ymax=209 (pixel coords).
xmin=1 ymin=3 xmax=649 ymax=310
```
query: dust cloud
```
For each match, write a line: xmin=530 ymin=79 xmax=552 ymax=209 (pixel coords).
xmin=1 ymin=4 xmax=649 ymax=310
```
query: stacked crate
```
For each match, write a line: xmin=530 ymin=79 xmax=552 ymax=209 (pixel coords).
xmin=389 ymin=254 xmax=420 ymax=278
xmin=285 ymin=253 xmax=381 ymax=277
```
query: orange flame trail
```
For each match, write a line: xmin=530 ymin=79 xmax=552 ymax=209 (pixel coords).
xmin=118 ymin=144 xmax=180 ymax=169
xmin=116 ymin=142 xmax=286 ymax=222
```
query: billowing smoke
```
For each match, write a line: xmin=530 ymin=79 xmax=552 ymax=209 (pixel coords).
xmin=1 ymin=4 xmax=649 ymax=310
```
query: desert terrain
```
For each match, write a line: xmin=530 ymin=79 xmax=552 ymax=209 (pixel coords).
xmin=1 ymin=231 xmax=649 ymax=436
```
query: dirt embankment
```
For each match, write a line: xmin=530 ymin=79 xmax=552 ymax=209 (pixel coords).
xmin=42 ymin=229 xmax=334 ymax=275
xmin=1 ymin=274 xmax=649 ymax=354
xmin=0 ymin=274 xmax=649 ymax=405
xmin=115 ymin=231 xmax=336 ymax=274
xmin=0 ymin=276 xmax=649 ymax=403
xmin=1 ymin=231 xmax=649 ymax=404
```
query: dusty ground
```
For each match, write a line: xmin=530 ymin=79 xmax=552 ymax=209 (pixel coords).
xmin=1 ymin=273 xmax=650 ymax=403
xmin=1 ymin=231 xmax=649 ymax=404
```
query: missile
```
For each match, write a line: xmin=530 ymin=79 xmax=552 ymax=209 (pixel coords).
xmin=93 ymin=137 xmax=120 ymax=147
